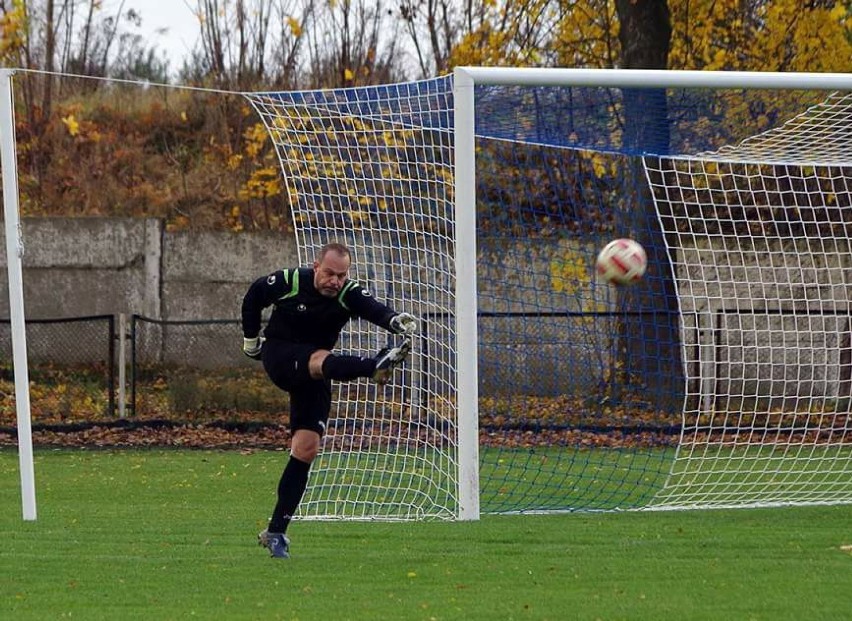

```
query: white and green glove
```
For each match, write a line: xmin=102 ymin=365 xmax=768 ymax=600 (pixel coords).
xmin=243 ymin=336 xmax=265 ymax=360
xmin=389 ymin=312 xmax=418 ymax=335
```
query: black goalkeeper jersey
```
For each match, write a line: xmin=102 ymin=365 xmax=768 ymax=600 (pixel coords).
xmin=241 ymin=267 xmax=397 ymax=350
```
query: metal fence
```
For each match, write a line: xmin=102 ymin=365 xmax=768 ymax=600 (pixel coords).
xmin=0 ymin=315 xmax=115 ymax=423
xmin=8 ymin=308 xmax=842 ymax=427
xmin=1 ymin=312 xmax=678 ymax=426
xmin=129 ymin=316 xmax=274 ymax=419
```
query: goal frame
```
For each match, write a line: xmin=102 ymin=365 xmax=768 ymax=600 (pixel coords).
xmin=452 ymin=67 xmax=852 ymax=520
xmin=1 ymin=69 xmax=36 ymax=521
xmin=4 ymin=67 xmax=852 ymax=521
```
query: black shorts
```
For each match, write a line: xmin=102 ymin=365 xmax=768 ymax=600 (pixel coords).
xmin=261 ymin=339 xmax=331 ymax=436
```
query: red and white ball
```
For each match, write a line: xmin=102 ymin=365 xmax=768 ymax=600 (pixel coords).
xmin=596 ymin=238 xmax=647 ymax=285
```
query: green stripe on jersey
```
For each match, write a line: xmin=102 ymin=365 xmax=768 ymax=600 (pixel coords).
xmin=277 ymin=269 xmax=299 ymax=300
xmin=337 ymin=280 xmax=358 ymax=310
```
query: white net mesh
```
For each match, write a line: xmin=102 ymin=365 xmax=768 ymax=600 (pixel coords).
xmin=245 ymin=80 xmax=458 ymax=519
xmin=646 ymin=92 xmax=852 ymax=508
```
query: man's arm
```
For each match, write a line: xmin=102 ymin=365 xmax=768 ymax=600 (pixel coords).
xmin=341 ymin=281 xmax=418 ymax=335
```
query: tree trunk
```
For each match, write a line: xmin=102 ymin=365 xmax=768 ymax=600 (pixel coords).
xmin=614 ymin=0 xmax=684 ymax=412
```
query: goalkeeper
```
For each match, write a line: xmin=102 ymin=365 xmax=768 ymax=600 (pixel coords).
xmin=240 ymin=242 xmax=418 ymax=559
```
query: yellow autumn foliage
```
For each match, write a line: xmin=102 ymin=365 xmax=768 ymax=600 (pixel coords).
xmin=449 ymin=0 xmax=851 ymax=73
xmin=0 ymin=0 xmax=25 ymax=62
xmin=668 ymin=0 xmax=852 ymax=72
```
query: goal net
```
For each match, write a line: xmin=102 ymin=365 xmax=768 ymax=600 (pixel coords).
xmin=645 ymin=90 xmax=852 ymax=508
xmin=246 ymin=71 xmax=851 ymax=517
xmin=246 ymin=80 xmax=458 ymax=519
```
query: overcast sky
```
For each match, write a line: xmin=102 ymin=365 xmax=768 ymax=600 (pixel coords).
xmin=109 ymin=0 xmax=200 ymax=69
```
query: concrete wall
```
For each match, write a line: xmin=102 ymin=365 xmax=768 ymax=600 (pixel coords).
xmin=0 ymin=218 xmax=161 ymax=319
xmin=0 ymin=218 xmax=612 ymax=395
xmin=0 ymin=218 xmax=299 ymax=321
xmin=676 ymin=238 xmax=852 ymax=409
xmin=0 ymin=218 xmax=302 ymax=375
xmin=162 ymin=229 xmax=298 ymax=320
xmin=2 ymin=218 xmax=850 ymax=403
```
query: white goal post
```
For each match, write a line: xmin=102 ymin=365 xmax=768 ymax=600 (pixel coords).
xmin=1 ymin=69 xmax=36 ymax=521
xmin=453 ymin=67 xmax=852 ymax=513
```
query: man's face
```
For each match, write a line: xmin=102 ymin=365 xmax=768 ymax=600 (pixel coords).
xmin=313 ymin=250 xmax=351 ymax=297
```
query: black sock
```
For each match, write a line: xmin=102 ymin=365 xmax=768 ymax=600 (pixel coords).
xmin=321 ymin=354 xmax=376 ymax=381
xmin=268 ymin=456 xmax=312 ymax=534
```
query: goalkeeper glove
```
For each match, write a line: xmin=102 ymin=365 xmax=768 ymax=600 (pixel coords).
xmin=390 ymin=312 xmax=418 ymax=335
xmin=243 ymin=336 xmax=265 ymax=360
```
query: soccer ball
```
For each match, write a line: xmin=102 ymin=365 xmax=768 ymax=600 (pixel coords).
xmin=596 ymin=238 xmax=647 ymax=285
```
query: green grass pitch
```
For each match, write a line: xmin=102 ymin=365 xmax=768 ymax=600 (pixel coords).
xmin=2 ymin=448 xmax=851 ymax=620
